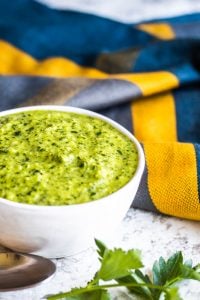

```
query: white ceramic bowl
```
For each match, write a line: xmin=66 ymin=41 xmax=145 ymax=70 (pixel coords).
xmin=0 ymin=106 xmax=145 ymax=258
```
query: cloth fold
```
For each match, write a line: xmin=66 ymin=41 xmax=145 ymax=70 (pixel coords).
xmin=0 ymin=0 xmax=200 ymax=219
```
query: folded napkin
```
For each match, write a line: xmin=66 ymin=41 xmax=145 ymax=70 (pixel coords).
xmin=0 ymin=0 xmax=200 ymax=220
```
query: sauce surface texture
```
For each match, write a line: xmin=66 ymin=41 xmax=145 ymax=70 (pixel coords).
xmin=0 ymin=111 xmax=138 ymax=205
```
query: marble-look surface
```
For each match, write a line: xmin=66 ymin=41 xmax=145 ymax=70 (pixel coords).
xmin=38 ymin=0 xmax=200 ymax=23
xmin=1 ymin=208 xmax=200 ymax=300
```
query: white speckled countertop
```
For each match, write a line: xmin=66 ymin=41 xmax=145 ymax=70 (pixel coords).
xmin=1 ymin=208 xmax=200 ymax=300
xmin=38 ymin=0 xmax=200 ymax=23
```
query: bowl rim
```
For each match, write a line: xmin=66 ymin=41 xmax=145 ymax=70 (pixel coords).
xmin=0 ymin=105 xmax=145 ymax=210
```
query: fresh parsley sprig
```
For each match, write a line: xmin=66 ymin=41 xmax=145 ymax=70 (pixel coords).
xmin=46 ymin=239 xmax=200 ymax=300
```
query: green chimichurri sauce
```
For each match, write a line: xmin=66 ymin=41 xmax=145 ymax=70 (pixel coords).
xmin=0 ymin=110 xmax=138 ymax=205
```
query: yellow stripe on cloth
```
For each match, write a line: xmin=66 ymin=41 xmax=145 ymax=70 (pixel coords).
xmin=0 ymin=40 xmax=38 ymax=74
xmin=144 ymin=143 xmax=200 ymax=220
xmin=0 ymin=40 xmax=106 ymax=78
xmin=131 ymin=92 xmax=177 ymax=142
xmin=0 ymin=40 xmax=179 ymax=95
xmin=116 ymin=73 xmax=179 ymax=96
xmin=137 ymin=23 xmax=175 ymax=40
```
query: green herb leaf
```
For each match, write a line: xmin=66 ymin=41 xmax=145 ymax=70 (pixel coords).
xmin=47 ymin=240 xmax=200 ymax=300
xmin=194 ymin=263 xmax=200 ymax=273
xmin=164 ymin=286 xmax=182 ymax=300
xmin=95 ymin=239 xmax=107 ymax=261
xmin=180 ymin=263 xmax=200 ymax=281
xmin=152 ymin=252 xmax=183 ymax=286
xmin=62 ymin=289 xmax=111 ymax=300
xmin=97 ymin=248 xmax=143 ymax=281
xmin=117 ymin=271 xmax=154 ymax=300
xmin=47 ymin=287 xmax=111 ymax=300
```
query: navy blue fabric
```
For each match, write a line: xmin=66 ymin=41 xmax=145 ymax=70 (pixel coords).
xmin=173 ymin=21 xmax=200 ymax=38
xmin=174 ymin=84 xmax=200 ymax=143
xmin=99 ymin=103 xmax=133 ymax=133
xmin=170 ymin=63 xmax=200 ymax=85
xmin=0 ymin=0 xmax=152 ymax=65
xmin=140 ymin=13 xmax=200 ymax=25
xmin=133 ymin=39 xmax=200 ymax=82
